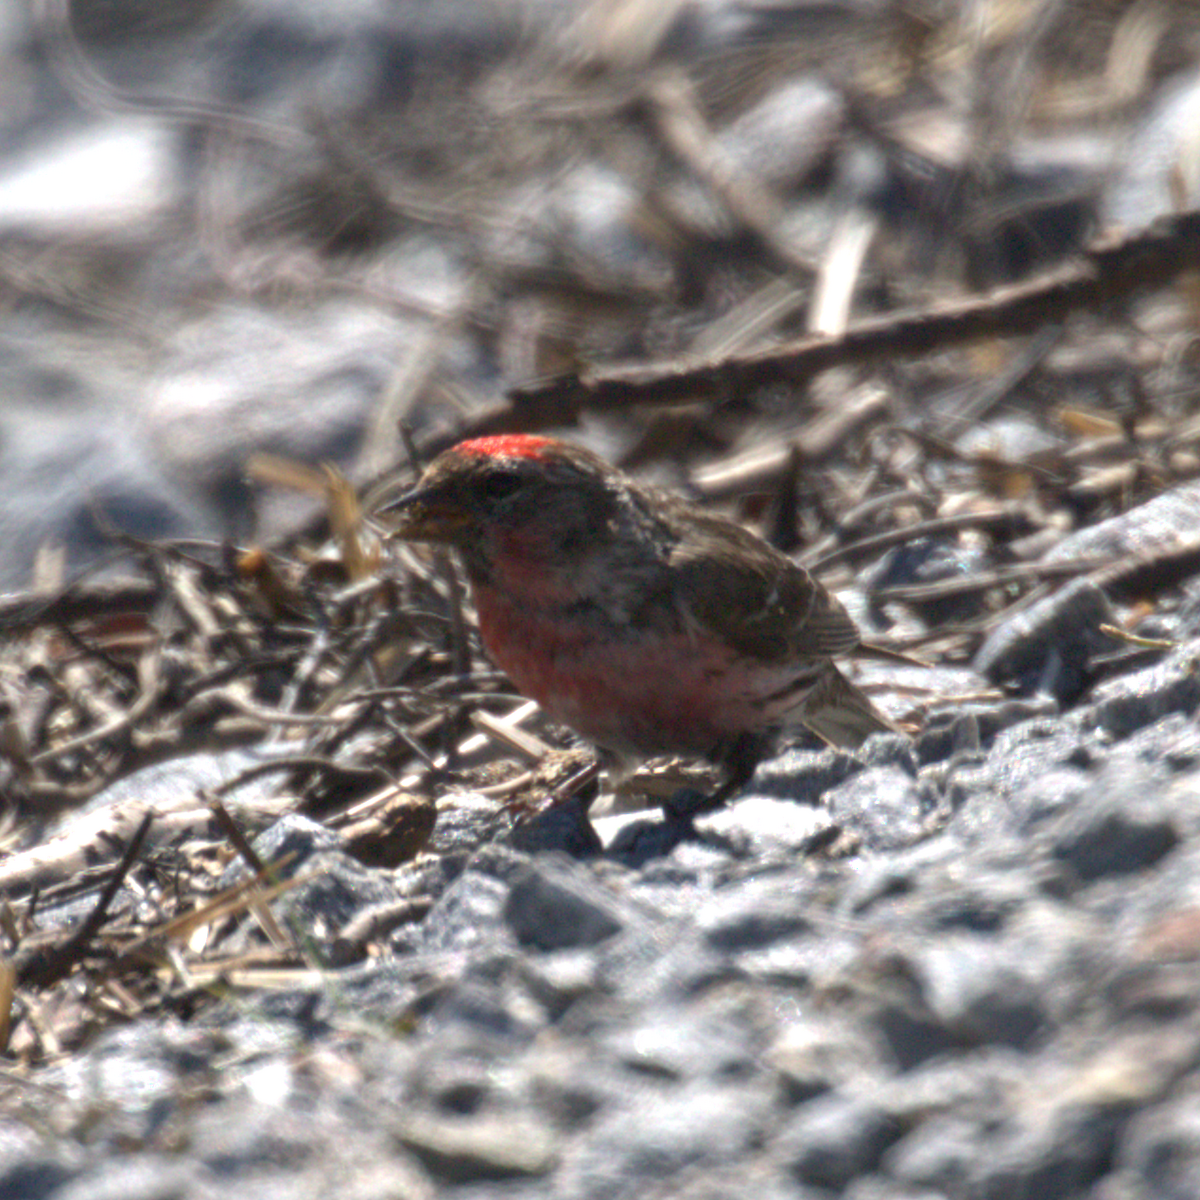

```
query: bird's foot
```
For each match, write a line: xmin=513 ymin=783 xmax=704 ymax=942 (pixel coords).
xmin=661 ymin=787 xmax=705 ymax=823
xmin=661 ymin=782 xmax=740 ymax=823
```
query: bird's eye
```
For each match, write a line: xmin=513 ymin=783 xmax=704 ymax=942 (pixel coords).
xmin=481 ymin=470 xmax=523 ymax=501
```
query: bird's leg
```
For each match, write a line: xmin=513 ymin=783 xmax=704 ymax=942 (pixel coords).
xmin=505 ymin=756 xmax=601 ymax=821
xmin=547 ymin=758 xmax=601 ymax=807
xmin=661 ymin=731 xmax=767 ymax=821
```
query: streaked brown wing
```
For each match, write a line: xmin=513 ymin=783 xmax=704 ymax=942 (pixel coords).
xmin=667 ymin=511 xmax=861 ymax=661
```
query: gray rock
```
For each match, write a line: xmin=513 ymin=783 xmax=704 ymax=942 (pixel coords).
xmin=695 ymin=875 xmax=818 ymax=953
xmin=1112 ymin=1096 xmax=1200 ymax=1200
xmin=222 ymin=815 xmax=410 ymax=960
xmin=694 ymin=793 xmax=838 ymax=859
xmin=778 ymin=1092 xmax=901 ymax=1190
xmin=1086 ymin=649 xmax=1200 ymax=740
xmin=915 ymin=697 xmax=1058 ymax=766
xmin=393 ymin=1112 xmax=560 ymax=1183
xmin=417 ymin=868 xmax=515 ymax=953
xmin=1104 ymin=73 xmax=1200 ymax=227
xmin=596 ymin=920 xmax=720 ymax=1006
xmin=911 ymin=934 xmax=1047 ymax=1048
xmin=824 ymin=766 xmax=930 ymax=853
xmin=0 ymin=408 xmax=220 ymax=591
xmin=967 ymin=1102 xmax=1126 ymax=1200
xmin=718 ymin=78 xmax=845 ymax=188
xmin=1046 ymin=758 xmax=1181 ymax=882
xmin=1045 ymin=480 xmax=1200 ymax=565
xmin=883 ymin=1113 xmax=987 ymax=1192
xmin=973 ymin=577 xmax=1115 ymax=699
xmin=503 ymin=857 xmax=630 ymax=951
xmin=748 ymin=745 xmax=868 ymax=801
xmin=557 ymin=1080 xmax=774 ymax=1200
xmin=43 ymin=1158 xmax=198 ymax=1200
xmin=602 ymin=1004 xmax=760 ymax=1083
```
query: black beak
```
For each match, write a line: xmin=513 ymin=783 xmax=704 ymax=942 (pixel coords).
xmin=381 ymin=484 xmax=470 ymax=542
xmin=379 ymin=486 xmax=425 ymax=516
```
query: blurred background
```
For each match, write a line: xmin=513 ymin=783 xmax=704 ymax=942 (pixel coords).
xmin=1 ymin=0 xmax=1199 ymax=591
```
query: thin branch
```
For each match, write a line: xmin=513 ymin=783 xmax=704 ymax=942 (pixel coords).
xmin=470 ymin=209 xmax=1200 ymax=437
xmin=16 ymin=812 xmax=153 ymax=989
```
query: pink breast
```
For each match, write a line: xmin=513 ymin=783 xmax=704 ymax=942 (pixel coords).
xmin=474 ymin=584 xmax=779 ymax=759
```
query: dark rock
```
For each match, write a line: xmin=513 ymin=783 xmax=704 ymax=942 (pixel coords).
xmin=1086 ymin=651 xmax=1200 ymax=740
xmin=910 ymin=935 xmax=1046 ymax=1048
xmin=973 ymin=578 xmax=1114 ymax=700
xmin=867 ymin=535 xmax=993 ymax=625
xmin=874 ymin=1001 xmax=961 ymax=1072
xmin=779 ymin=1092 xmax=901 ymax=1189
xmin=602 ymin=810 xmax=704 ymax=866
xmin=1046 ymin=757 xmax=1181 ymax=881
xmin=968 ymin=1102 xmax=1126 ymax=1200
xmin=0 ymin=1162 xmax=77 ymax=1200
xmin=503 ymin=857 xmax=629 ymax=951
xmin=508 ymin=793 xmax=603 ymax=858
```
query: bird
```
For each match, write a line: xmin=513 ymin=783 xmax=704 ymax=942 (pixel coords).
xmin=386 ymin=434 xmax=896 ymax=813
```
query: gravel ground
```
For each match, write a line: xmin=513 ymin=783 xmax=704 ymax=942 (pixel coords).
xmin=6 ymin=617 xmax=1200 ymax=1199
xmin=6 ymin=3 xmax=1200 ymax=1197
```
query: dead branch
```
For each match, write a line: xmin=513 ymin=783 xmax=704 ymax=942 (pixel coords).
xmin=447 ymin=209 xmax=1200 ymax=440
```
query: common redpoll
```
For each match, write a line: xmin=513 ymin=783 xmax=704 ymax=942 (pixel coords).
xmin=389 ymin=435 xmax=895 ymax=808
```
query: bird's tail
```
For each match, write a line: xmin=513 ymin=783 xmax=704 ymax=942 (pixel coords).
xmin=800 ymin=664 xmax=898 ymax=750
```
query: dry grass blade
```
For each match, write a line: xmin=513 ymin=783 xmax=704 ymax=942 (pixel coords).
xmin=245 ymin=453 xmax=330 ymax=497
xmin=0 ymin=957 xmax=14 ymax=1054
xmin=1099 ymin=624 xmax=1175 ymax=651
xmin=108 ymin=858 xmax=306 ymax=973
xmin=324 ymin=464 xmax=374 ymax=582
xmin=206 ymin=799 xmax=293 ymax=952
xmin=470 ymin=702 xmax=553 ymax=762
xmin=16 ymin=811 xmax=153 ymax=990
xmin=184 ymin=965 xmax=327 ymax=990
